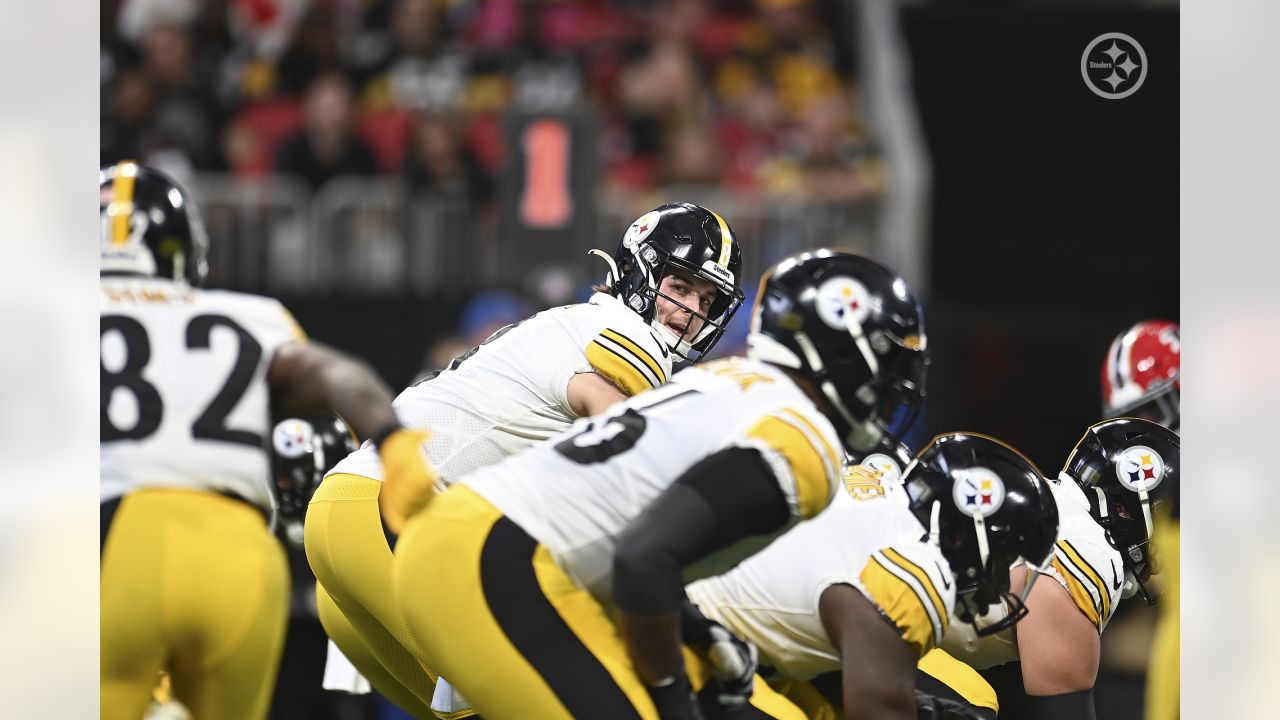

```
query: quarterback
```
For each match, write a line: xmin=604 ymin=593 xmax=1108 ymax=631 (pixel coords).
xmin=305 ymin=202 xmax=745 ymax=715
xmin=388 ymin=249 xmax=936 ymax=719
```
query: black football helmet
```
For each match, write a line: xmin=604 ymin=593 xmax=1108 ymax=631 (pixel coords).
xmin=1061 ymin=417 xmax=1179 ymax=603
xmin=271 ymin=416 xmax=358 ymax=519
xmin=100 ymin=161 xmax=209 ymax=286
xmin=590 ymin=202 xmax=745 ymax=362
xmin=747 ymin=249 xmax=928 ymax=454
xmin=904 ymin=433 xmax=1059 ymax=636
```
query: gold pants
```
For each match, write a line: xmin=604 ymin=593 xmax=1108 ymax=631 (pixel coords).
xmin=305 ymin=473 xmax=438 ymax=718
xmin=101 ymin=488 xmax=288 ymax=720
xmin=392 ymin=484 xmax=807 ymax=720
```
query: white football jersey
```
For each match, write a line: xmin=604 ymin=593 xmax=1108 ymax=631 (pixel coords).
xmin=939 ymin=475 xmax=1125 ymax=669
xmin=686 ymin=480 xmax=955 ymax=681
xmin=329 ymin=293 xmax=673 ymax=486
xmin=466 ymin=356 xmax=844 ymax=606
xmin=100 ymin=277 xmax=305 ymax=511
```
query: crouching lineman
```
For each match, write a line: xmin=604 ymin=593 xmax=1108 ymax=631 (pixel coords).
xmin=688 ymin=433 xmax=1061 ymax=720
xmin=920 ymin=418 xmax=1180 ymax=719
xmin=386 ymin=249 xmax=934 ymax=719
xmin=100 ymin=163 xmax=428 ymax=720
xmin=305 ymin=202 xmax=744 ymax=715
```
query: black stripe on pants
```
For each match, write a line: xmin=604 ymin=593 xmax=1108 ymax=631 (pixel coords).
xmin=480 ymin=516 xmax=645 ymax=719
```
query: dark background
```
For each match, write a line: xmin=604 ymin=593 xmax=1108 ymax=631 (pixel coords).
xmin=906 ymin=5 xmax=1177 ymax=471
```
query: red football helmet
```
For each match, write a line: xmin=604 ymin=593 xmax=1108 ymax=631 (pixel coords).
xmin=1100 ymin=320 xmax=1180 ymax=430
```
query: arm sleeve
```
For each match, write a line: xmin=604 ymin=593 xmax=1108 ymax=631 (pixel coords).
xmin=1021 ymin=689 xmax=1098 ymax=720
xmin=613 ymin=447 xmax=790 ymax=615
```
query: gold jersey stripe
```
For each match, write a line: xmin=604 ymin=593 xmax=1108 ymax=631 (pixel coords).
xmin=600 ymin=328 xmax=666 ymax=384
xmin=778 ymin=408 xmax=840 ymax=475
xmin=110 ymin=161 xmax=138 ymax=246
xmin=586 ymin=340 xmax=655 ymax=396
xmin=1058 ymin=539 xmax=1112 ymax=620
xmin=882 ymin=548 xmax=949 ymax=637
xmin=1050 ymin=556 xmax=1102 ymax=628
xmin=745 ymin=413 xmax=832 ymax=519
xmin=708 ymin=209 xmax=733 ymax=268
xmin=862 ymin=555 xmax=936 ymax=656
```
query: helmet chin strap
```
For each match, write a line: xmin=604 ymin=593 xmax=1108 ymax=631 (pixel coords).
xmin=587 ymin=249 xmax=620 ymax=287
xmin=794 ymin=332 xmax=873 ymax=447
xmin=928 ymin=500 xmax=941 ymax=546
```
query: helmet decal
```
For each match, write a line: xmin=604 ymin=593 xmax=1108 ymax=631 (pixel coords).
xmin=952 ymin=467 xmax=1006 ymax=518
xmin=1115 ymin=445 xmax=1166 ymax=492
xmin=815 ymin=276 xmax=872 ymax=331
xmin=859 ymin=453 xmax=903 ymax=485
xmin=273 ymin=419 xmax=314 ymax=459
xmin=623 ymin=210 xmax=662 ymax=250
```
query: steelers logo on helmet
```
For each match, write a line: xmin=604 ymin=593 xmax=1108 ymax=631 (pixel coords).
xmin=815 ymin=276 xmax=873 ymax=331
xmin=622 ymin=210 xmax=662 ymax=250
xmin=1115 ymin=445 xmax=1165 ymax=492
xmin=952 ymin=466 xmax=1006 ymax=518
xmin=273 ymin=419 xmax=314 ymax=459
xmin=859 ymin=453 xmax=903 ymax=486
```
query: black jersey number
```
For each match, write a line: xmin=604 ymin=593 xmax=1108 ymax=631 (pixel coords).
xmin=101 ymin=313 xmax=264 ymax=446
xmin=101 ymin=316 xmax=163 ymax=441
xmin=555 ymin=409 xmax=648 ymax=464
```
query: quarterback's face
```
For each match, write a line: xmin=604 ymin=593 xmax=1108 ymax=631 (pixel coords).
xmin=656 ymin=271 xmax=717 ymax=342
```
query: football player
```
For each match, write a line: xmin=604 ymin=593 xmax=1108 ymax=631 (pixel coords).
xmin=100 ymin=162 xmax=429 ymax=720
xmin=1101 ymin=320 xmax=1180 ymax=431
xmin=304 ymin=202 xmax=745 ymax=715
xmin=387 ymin=249 xmax=932 ymax=719
xmin=686 ymin=433 xmax=1059 ymax=720
xmin=921 ymin=418 xmax=1180 ymax=719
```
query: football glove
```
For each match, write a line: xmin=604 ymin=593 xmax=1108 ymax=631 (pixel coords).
xmin=683 ymin=614 xmax=757 ymax=709
xmin=648 ymin=674 xmax=704 ymax=720
xmin=914 ymin=689 xmax=992 ymax=720
xmin=374 ymin=425 xmax=436 ymax=534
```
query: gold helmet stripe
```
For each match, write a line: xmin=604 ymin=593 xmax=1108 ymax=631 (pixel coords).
xmin=709 ymin=209 xmax=733 ymax=268
xmin=109 ymin=161 xmax=139 ymax=246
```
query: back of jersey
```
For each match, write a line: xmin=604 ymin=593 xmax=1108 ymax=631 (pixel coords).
xmin=100 ymin=278 xmax=303 ymax=510
xmin=687 ymin=484 xmax=952 ymax=679
xmin=467 ymin=356 xmax=844 ymax=604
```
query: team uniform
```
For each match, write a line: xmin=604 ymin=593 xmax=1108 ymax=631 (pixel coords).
xmin=101 ymin=277 xmax=305 ymax=720
xmin=686 ymin=459 xmax=972 ymax=718
xmin=920 ymin=473 xmax=1124 ymax=712
xmin=392 ymin=357 xmax=845 ymax=720
xmin=304 ymin=293 xmax=674 ymax=714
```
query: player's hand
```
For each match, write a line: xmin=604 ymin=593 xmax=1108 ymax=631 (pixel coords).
xmin=915 ymin=689 xmax=990 ymax=720
xmin=374 ymin=426 xmax=436 ymax=534
xmin=647 ymin=674 xmax=704 ymax=720
xmin=684 ymin=616 xmax=757 ymax=709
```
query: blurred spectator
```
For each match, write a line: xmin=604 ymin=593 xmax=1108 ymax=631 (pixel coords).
xmin=276 ymin=6 xmax=346 ymax=97
xmin=403 ymin=112 xmax=494 ymax=207
xmin=275 ymin=73 xmax=378 ymax=189
xmin=759 ymin=89 xmax=882 ymax=203
xmin=354 ymin=0 xmax=466 ymax=112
